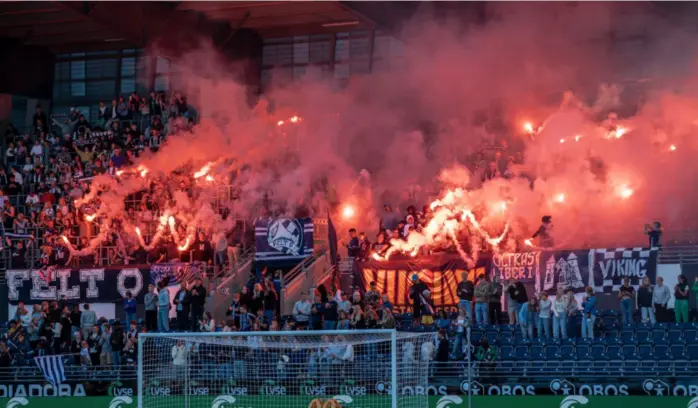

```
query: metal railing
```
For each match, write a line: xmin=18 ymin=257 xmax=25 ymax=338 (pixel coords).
xmin=0 ymin=364 xmax=138 ymax=382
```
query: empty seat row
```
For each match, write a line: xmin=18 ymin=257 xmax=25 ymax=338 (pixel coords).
xmin=498 ymin=343 xmax=698 ymax=361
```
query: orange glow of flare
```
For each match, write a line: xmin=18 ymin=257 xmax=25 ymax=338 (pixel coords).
xmin=61 ymin=235 xmax=69 ymax=244
xmin=669 ymin=144 xmax=677 ymax=152
xmin=575 ymin=134 xmax=582 ymax=142
xmin=168 ymin=216 xmax=176 ymax=232
xmin=135 ymin=227 xmax=142 ymax=237
xmin=523 ymin=122 xmax=534 ymax=133
xmin=524 ymin=239 xmax=533 ymax=247
xmin=289 ymin=116 xmax=300 ymax=123
xmin=193 ymin=163 xmax=213 ymax=179
xmin=617 ymin=184 xmax=633 ymax=199
xmin=371 ymin=253 xmax=383 ymax=261
xmin=116 ymin=170 xmax=124 ymax=177
xmin=492 ymin=201 xmax=507 ymax=212
xmin=277 ymin=120 xmax=284 ymax=127
xmin=342 ymin=205 xmax=356 ymax=219
xmin=559 ymin=138 xmax=565 ymax=144
xmin=159 ymin=214 xmax=168 ymax=226
xmin=554 ymin=193 xmax=565 ymax=203
xmin=608 ymin=126 xmax=628 ymax=139
xmin=177 ymin=238 xmax=191 ymax=252
xmin=205 ymin=175 xmax=214 ymax=182
xmin=84 ymin=214 xmax=96 ymax=222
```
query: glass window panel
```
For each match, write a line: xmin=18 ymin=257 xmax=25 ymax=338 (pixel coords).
xmin=120 ymin=78 xmax=136 ymax=94
xmin=293 ymin=41 xmax=309 ymax=64
xmin=350 ymin=37 xmax=369 ymax=59
xmin=335 ymin=39 xmax=349 ymax=61
xmin=309 ymin=41 xmax=330 ymax=63
xmin=71 ymin=60 xmax=85 ymax=80
xmin=154 ymin=75 xmax=169 ymax=92
xmin=156 ymin=57 xmax=170 ymax=74
xmin=277 ymin=44 xmax=293 ymax=65
xmin=86 ymin=80 xmax=115 ymax=98
xmin=121 ymin=57 xmax=136 ymax=76
xmin=262 ymin=45 xmax=277 ymax=66
xmin=71 ymin=81 xmax=85 ymax=97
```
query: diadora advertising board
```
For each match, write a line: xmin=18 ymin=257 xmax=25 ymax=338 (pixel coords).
xmin=0 ymin=396 xmax=697 ymax=408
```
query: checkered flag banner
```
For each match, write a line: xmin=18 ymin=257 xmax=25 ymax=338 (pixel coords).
xmin=34 ymin=355 xmax=66 ymax=386
xmin=589 ymin=247 xmax=659 ymax=293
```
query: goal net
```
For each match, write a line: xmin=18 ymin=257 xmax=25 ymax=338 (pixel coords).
xmin=138 ymin=330 xmax=436 ymax=408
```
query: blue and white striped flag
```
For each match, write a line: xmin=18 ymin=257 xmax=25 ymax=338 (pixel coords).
xmin=34 ymin=355 xmax=66 ymax=386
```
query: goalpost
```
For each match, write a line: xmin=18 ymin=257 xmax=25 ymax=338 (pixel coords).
xmin=138 ymin=330 xmax=436 ymax=408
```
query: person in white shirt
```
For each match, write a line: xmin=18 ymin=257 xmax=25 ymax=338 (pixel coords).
xmin=199 ymin=311 xmax=215 ymax=332
xmin=292 ymin=294 xmax=312 ymax=329
xmin=30 ymin=140 xmax=43 ymax=158
xmin=553 ymin=289 xmax=569 ymax=340
xmin=11 ymin=168 xmax=22 ymax=185
xmin=172 ymin=340 xmax=190 ymax=366
xmin=25 ymin=192 xmax=39 ymax=212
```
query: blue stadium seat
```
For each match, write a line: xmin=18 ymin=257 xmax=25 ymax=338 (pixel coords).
xmin=500 ymin=330 xmax=514 ymax=344
xmin=636 ymin=321 xmax=653 ymax=330
xmin=607 ymin=360 xmax=623 ymax=376
xmin=602 ymin=316 xmax=619 ymax=330
xmin=501 ymin=345 xmax=516 ymax=360
xmin=654 ymin=322 xmax=669 ymax=330
xmin=501 ymin=324 xmax=517 ymax=332
xmin=675 ymin=360 xmax=690 ymax=374
xmin=687 ymin=344 xmax=698 ymax=359
xmin=623 ymin=360 xmax=640 ymax=375
xmin=636 ymin=329 xmax=651 ymax=343
xmin=654 ymin=344 xmax=670 ymax=360
xmin=485 ymin=331 xmax=500 ymax=345
xmin=576 ymin=359 xmax=593 ymax=374
xmin=683 ymin=329 xmax=698 ymax=343
xmin=528 ymin=360 xmax=546 ymax=374
xmin=514 ymin=330 xmax=526 ymax=343
xmin=621 ymin=344 xmax=637 ymax=359
xmin=651 ymin=328 xmax=667 ymax=343
xmin=601 ymin=309 xmax=620 ymax=318
xmin=657 ymin=360 xmax=673 ymax=375
xmin=638 ymin=344 xmax=654 ymax=359
xmin=604 ymin=329 xmax=619 ymax=341
xmin=640 ymin=359 xmax=657 ymax=374
xmin=576 ymin=344 xmax=590 ymax=360
xmin=590 ymin=343 xmax=606 ymax=360
xmin=606 ymin=344 xmax=622 ymax=360
xmin=530 ymin=344 xmax=545 ymax=360
xmin=515 ymin=345 xmax=530 ymax=360
xmin=471 ymin=330 xmax=484 ymax=344
xmin=620 ymin=329 xmax=635 ymax=342
xmin=545 ymin=345 xmax=561 ymax=360
xmin=560 ymin=344 xmax=576 ymax=360
xmin=670 ymin=344 xmax=687 ymax=359
xmin=546 ymin=360 xmax=561 ymax=373
xmin=667 ymin=329 xmax=683 ymax=343
xmin=592 ymin=360 xmax=607 ymax=372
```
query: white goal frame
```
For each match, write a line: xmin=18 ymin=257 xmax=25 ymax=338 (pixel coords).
xmin=137 ymin=329 xmax=399 ymax=408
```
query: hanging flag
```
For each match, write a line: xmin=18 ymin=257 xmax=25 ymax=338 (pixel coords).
xmin=34 ymin=355 xmax=66 ymax=386
xmin=327 ymin=212 xmax=339 ymax=267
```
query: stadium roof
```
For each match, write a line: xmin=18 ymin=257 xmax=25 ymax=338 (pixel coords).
xmin=0 ymin=1 xmax=378 ymax=53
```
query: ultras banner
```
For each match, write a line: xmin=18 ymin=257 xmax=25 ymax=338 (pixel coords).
xmin=358 ymin=253 xmax=490 ymax=307
xmin=255 ymin=217 xmax=314 ymax=261
xmin=589 ymin=247 xmax=658 ymax=293
xmin=539 ymin=250 xmax=590 ymax=296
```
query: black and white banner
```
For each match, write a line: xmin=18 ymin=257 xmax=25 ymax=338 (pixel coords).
xmin=255 ymin=217 xmax=314 ymax=261
xmin=6 ymin=267 xmax=148 ymax=304
xmin=589 ymin=247 xmax=658 ymax=293
xmin=539 ymin=250 xmax=590 ymax=296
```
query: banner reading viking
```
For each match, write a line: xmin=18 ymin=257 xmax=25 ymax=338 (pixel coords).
xmin=490 ymin=252 xmax=540 ymax=284
xmin=359 ymin=253 xmax=490 ymax=308
xmin=255 ymin=217 xmax=314 ymax=261
xmin=589 ymin=247 xmax=658 ymax=293
xmin=539 ymin=250 xmax=590 ymax=296
xmin=6 ymin=266 xmax=150 ymax=304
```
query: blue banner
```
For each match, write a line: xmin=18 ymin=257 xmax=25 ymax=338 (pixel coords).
xmin=255 ymin=217 xmax=314 ymax=261
xmin=148 ymin=261 xmax=206 ymax=287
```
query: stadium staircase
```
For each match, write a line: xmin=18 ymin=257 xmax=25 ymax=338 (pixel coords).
xmin=207 ymin=248 xmax=255 ymax=322
xmin=280 ymin=249 xmax=335 ymax=315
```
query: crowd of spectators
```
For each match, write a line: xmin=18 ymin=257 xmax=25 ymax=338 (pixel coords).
xmin=0 ymin=92 xmax=254 ymax=271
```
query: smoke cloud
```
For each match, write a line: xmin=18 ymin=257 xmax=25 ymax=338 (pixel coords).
xmin=79 ymin=2 xmax=698 ymax=256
